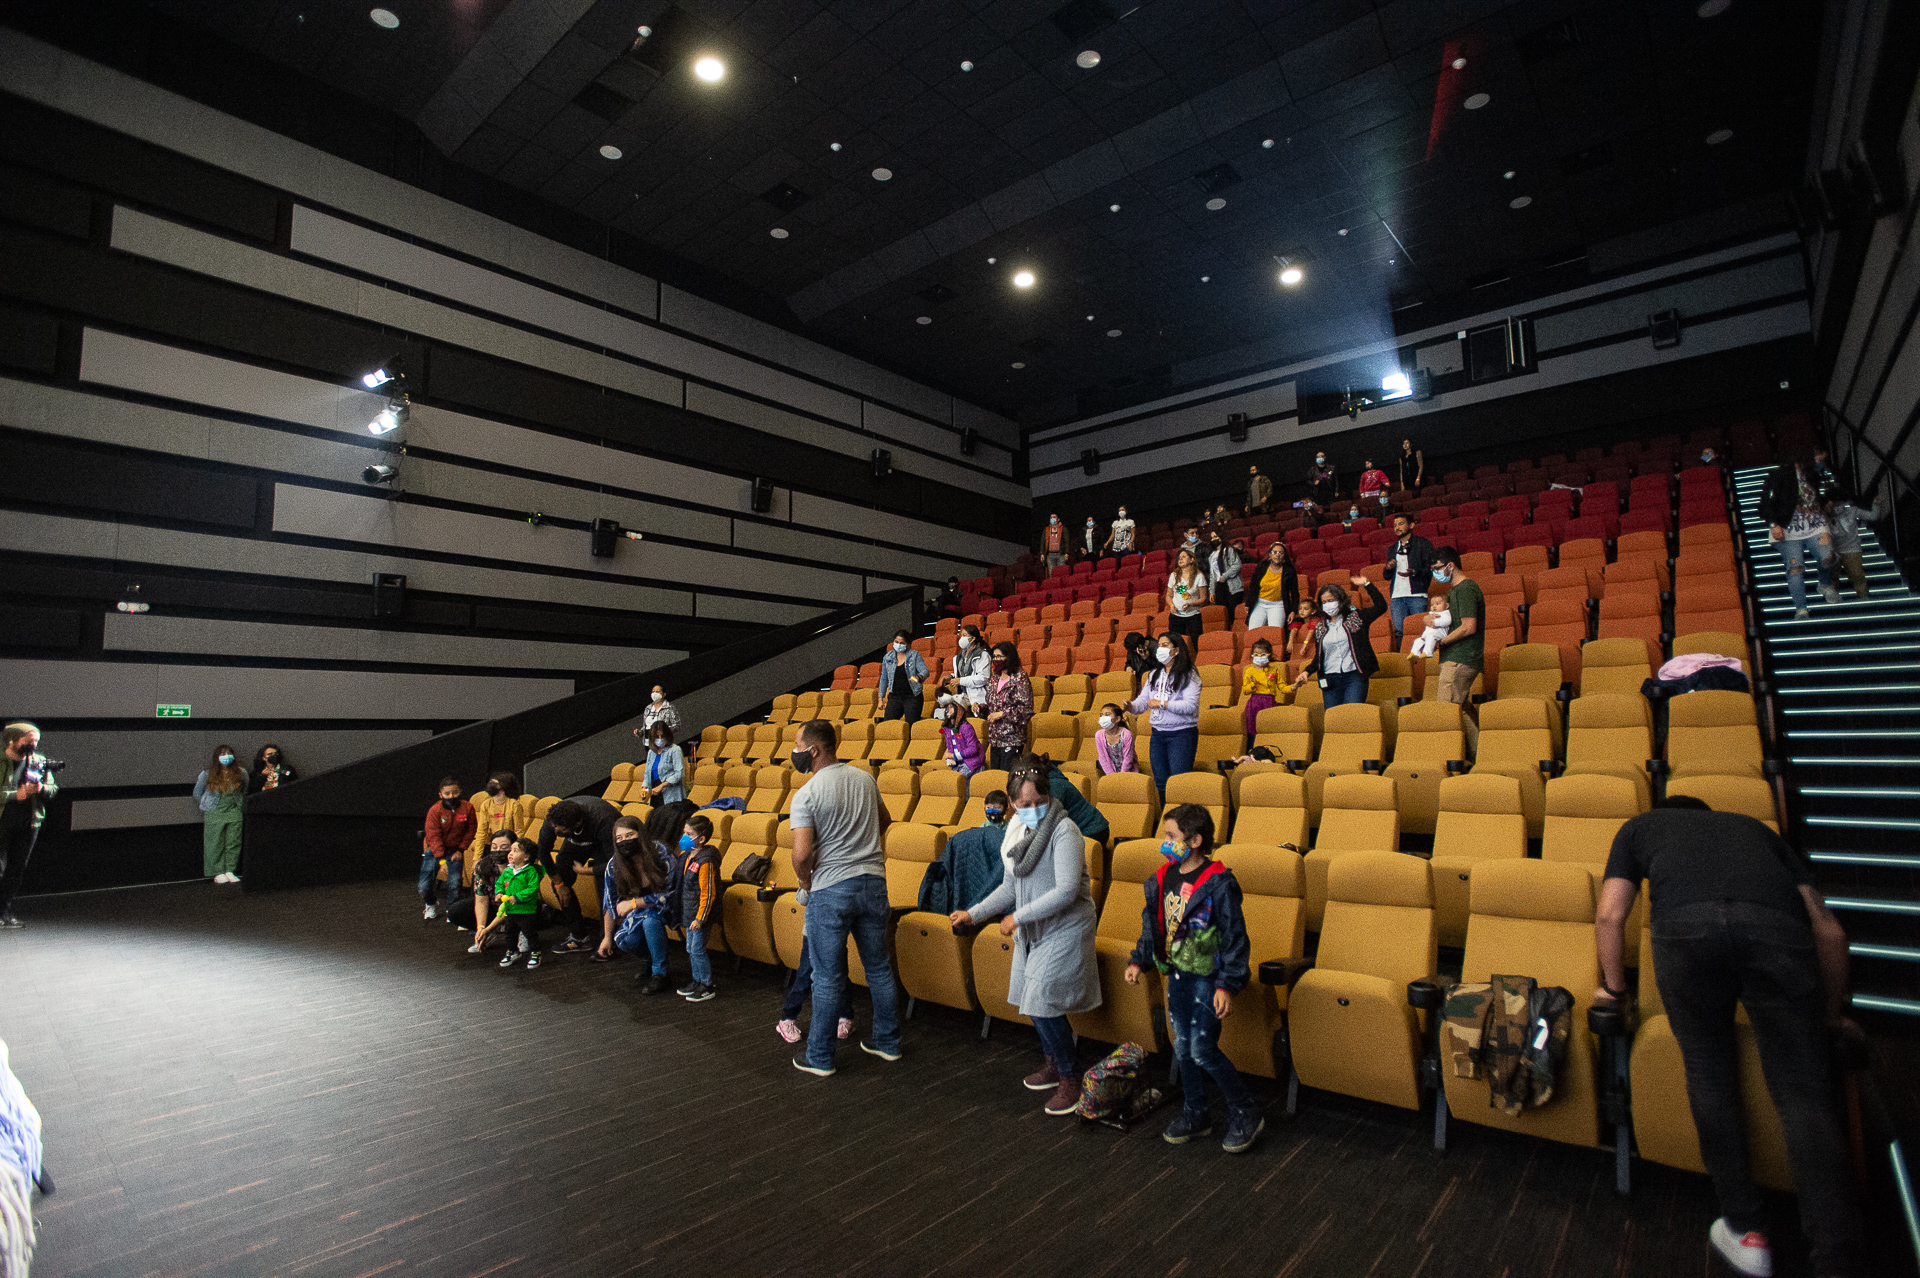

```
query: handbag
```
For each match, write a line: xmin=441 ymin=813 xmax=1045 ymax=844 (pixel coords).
xmin=730 ymin=853 xmax=773 ymax=887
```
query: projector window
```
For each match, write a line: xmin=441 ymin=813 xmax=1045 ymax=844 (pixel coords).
xmin=1466 ymin=319 xmax=1535 ymax=383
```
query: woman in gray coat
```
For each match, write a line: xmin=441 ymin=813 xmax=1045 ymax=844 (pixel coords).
xmin=950 ymin=752 xmax=1101 ymax=1115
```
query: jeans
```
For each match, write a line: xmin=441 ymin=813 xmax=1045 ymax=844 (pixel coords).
xmin=1033 ymin=1014 xmax=1077 ymax=1076
xmin=1388 ymin=594 xmax=1423 ymax=648
xmin=1167 ymin=972 xmax=1253 ymax=1118
xmin=1319 ymin=670 xmax=1369 ymax=709
xmin=1148 ymin=725 xmax=1199 ymax=800
xmin=0 ymin=813 xmax=39 ymax=917
xmin=1246 ymin=598 xmax=1290 ymax=630
xmin=781 ymin=936 xmax=846 ymax=1024
xmin=417 ymin=851 xmax=444 ymax=904
xmin=803 ymin=875 xmax=901 ymax=1067
xmin=1778 ymin=534 xmax=1834 ymax=611
xmin=615 ymin=911 xmax=670 ymax=976
xmin=687 ymin=923 xmax=713 ymax=985
xmin=883 ymin=690 xmax=921 ymax=723
xmin=1653 ymin=901 xmax=1864 ymax=1276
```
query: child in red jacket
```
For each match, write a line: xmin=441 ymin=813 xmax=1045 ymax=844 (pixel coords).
xmin=422 ymin=776 xmax=476 ymax=921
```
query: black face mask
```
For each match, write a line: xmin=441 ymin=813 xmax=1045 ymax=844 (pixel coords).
xmin=440 ymin=796 xmax=458 ymax=809
xmin=790 ymin=748 xmax=815 ymax=774
xmin=614 ymin=836 xmax=638 ymax=853
xmin=264 ymin=753 xmax=278 ymax=764
xmin=485 ymin=782 xmax=501 ymax=795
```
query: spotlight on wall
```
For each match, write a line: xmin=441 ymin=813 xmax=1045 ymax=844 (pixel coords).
xmin=363 ymin=463 xmax=398 ymax=485
xmin=959 ymin=425 xmax=979 ymax=456
xmin=367 ymin=395 xmax=409 ymax=435
xmin=1649 ymin=308 xmax=1682 ymax=350
xmin=116 ymin=583 xmax=149 ymax=614
xmin=751 ymin=476 xmax=774 ymax=512
xmin=1277 ymin=255 xmax=1303 ymax=286
xmin=361 ymin=367 xmax=399 ymax=390
xmin=527 ymin=511 xmax=547 ymax=527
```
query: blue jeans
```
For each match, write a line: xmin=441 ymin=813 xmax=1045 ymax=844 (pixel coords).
xmin=1033 ymin=1014 xmax=1077 ymax=1075
xmin=616 ymin=911 xmax=669 ymax=976
xmin=1778 ymin=535 xmax=1833 ymax=611
xmin=803 ymin=875 xmax=901 ymax=1067
xmin=1148 ymin=726 xmax=1199 ymax=800
xmin=1389 ymin=594 xmax=1423 ymax=648
xmin=1319 ymin=670 xmax=1368 ymax=709
xmin=1166 ymin=972 xmax=1253 ymax=1118
xmin=687 ymin=923 xmax=713 ymax=985
xmin=418 ymin=852 xmax=458 ymax=907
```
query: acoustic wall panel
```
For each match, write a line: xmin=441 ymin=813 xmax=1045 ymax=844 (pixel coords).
xmin=1028 ymin=380 xmax=1298 ymax=474
xmin=50 ymin=727 xmax=434 ymax=790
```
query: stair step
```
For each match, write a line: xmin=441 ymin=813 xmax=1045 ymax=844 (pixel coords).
xmin=1826 ymin=897 xmax=1920 ymax=916
xmin=1851 ymin=943 xmax=1920 ymax=963
xmin=1850 ymin=994 xmax=1920 ymax=1016
xmin=1804 ymin=815 xmax=1920 ymax=831
xmin=1778 ymin=684 xmax=1920 ymax=697
xmin=1810 ymin=851 xmax=1920 ymax=869
xmin=1773 ymin=662 xmax=1920 ymax=678
xmin=1793 ymin=756 xmax=1920 ymax=767
xmin=1800 ymin=787 xmax=1920 ymax=800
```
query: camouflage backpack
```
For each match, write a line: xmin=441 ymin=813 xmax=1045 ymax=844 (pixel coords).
xmin=1073 ymin=1043 xmax=1166 ymax=1130
xmin=1440 ymin=974 xmax=1575 ymax=1116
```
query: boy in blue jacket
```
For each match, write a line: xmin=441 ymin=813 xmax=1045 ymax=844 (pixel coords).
xmin=1124 ymin=803 xmax=1261 ymax=1153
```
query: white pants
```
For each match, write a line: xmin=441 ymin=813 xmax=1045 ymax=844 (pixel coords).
xmin=1246 ymin=598 xmax=1290 ymax=629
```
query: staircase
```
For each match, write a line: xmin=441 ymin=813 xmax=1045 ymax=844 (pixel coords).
xmin=1733 ymin=465 xmax=1920 ymax=1022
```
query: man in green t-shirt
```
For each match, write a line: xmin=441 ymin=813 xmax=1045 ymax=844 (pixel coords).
xmin=1429 ymin=546 xmax=1484 ymax=756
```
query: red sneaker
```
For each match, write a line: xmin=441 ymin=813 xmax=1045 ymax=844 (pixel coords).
xmin=1024 ymin=1060 xmax=1062 ymax=1091
xmin=1043 ymin=1073 xmax=1082 ymax=1116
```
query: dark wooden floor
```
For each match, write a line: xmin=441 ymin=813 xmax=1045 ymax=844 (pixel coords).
xmin=2 ymin=880 xmax=1818 ymax=1278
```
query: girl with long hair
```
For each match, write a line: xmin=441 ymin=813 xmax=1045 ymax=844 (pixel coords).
xmin=194 ymin=744 xmax=247 ymax=884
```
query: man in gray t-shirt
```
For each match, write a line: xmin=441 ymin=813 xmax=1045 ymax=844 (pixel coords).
xmin=789 ymin=719 xmax=901 ymax=1075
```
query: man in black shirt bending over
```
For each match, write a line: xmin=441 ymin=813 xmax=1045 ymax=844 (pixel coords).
xmin=536 ymin=796 xmax=620 ymax=955
xmin=1596 ymin=796 xmax=1863 ymax=1278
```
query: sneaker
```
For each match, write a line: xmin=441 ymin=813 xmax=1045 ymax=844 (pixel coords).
xmin=640 ymin=973 xmax=671 ymax=995
xmin=837 ymin=1017 xmax=853 ymax=1040
xmin=526 ymin=953 xmax=542 ymax=970
xmin=1793 ymin=607 xmax=1811 ymax=620
xmin=423 ymin=904 xmax=437 ymax=920
xmin=0 ymin=914 xmax=20 ymax=929
xmin=684 ymin=983 xmax=716 ymax=1003
xmin=1043 ymin=1074 xmax=1083 ymax=1116
xmin=1162 ymin=1111 xmax=1213 ymax=1144
xmin=551 ymin=937 xmax=593 ymax=956
xmin=792 ymin=1055 xmax=836 ymax=1078
xmin=860 ymin=1040 xmax=901 ymax=1062
xmin=1024 ymin=1060 xmax=1062 ymax=1091
xmin=1821 ymin=584 xmax=1841 ymax=605
xmin=467 ymin=943 xmax=483 ymax=955
xmin=676 ymin=979 xmax=701 ymax=997
xmin=776 ymin=1018 xmax=802 ymax=1044
xmin=498 ymin=953 xmax=519 ymax=968
xmin=1222 ymin=1108 xmax=1265 ymax=1154
xmin=1708 ymin=1219 xmax=1773 ymax=1277
xmin=457 ymin=924 xmax=472 ymax=933
xmin=212 ymin=873 xmax=231 ymax=884
xmin=227 ymin=873 xmax=240 ymax=883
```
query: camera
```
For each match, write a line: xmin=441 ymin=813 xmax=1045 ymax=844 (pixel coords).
xmin=40 ymin=759 xmax=66 ymax=775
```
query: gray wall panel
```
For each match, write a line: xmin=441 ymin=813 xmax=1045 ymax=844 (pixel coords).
xmin=0 ymin=658 xmax=567 ymax=720
xmin=1531 ymin=254 xmax=1804 ymax=352
xmin=1029 ymin=381 xmax=1298 ymax=473
xmin=787 ymin=491 xmax=1025 ymax=566
xmin=51 ymin=726 xmax=433 ymax=790
xmin=103 ymin=613 xmax=684 ymax=674
xmin=728 ymin=520 xmax=982 ymax=585
xmin=693 ymin=595 xmax=829 ymax=625
xmin=71 ymin=797 xmax=203 ymax=830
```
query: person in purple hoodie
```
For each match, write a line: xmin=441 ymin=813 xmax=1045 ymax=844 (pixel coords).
xmin=938 ymin=698 xmax=985 ymax=776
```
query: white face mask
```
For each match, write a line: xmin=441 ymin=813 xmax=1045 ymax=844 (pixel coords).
xmin=1349 ymin=509 xmax=1360 ymax=520
xmin=892 ymin=641 xmax=906 ymax=652
xmin=1156 ymin=646 xmax=1174 ymax=664
xmin=651 ymin=692 xmax=663 ymax=703
xmin=1253 ymin=654 xmax=1270 ymax=666
xmin=957 ymin=635 xmax=971 ymax=649
xmin=1117 ymin=511 xmax=1127 ymax=519
xmin=1322 ymin=600 xmax=1341 ymax=616
xmin=1098 ymin=714 xmax=1114 ymax=730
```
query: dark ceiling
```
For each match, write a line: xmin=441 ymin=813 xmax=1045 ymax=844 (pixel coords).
xmin=112 ymin=0 xmax=1822 ymax=421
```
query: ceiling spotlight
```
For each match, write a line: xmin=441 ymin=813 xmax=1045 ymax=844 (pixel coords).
xmin=361 ymin=367 xmax=396 ymax=389
xmin=1205 ymin=197 xmax=1226 ymax=211
xmin=363 ymin=464 xmax=398 ymax=485
xmin=1452 ymin=57 xmax=1467 ymax=69
xmin=916 ymin=316 xmax=932 ymax=325
xmin=1086 ymin=315 xmax=1094 ymax=321
xmin=637 ymin=25 xmax=651 ymax=37
xmin=367 ymin=396 xmax=409 ymax=435
xmin=1337 ymin=227 xmax=1349 ymax=236
xmin=1705 ymin=128 xmax=1734 ymax=145
xmin=960 ymin=60 xmax=973 ymax=71
xmin=872 ymin=167 xmax=893 ymax=181
xmin=1106 ymin=329 xmax=1122 ymax=337
xmin=830 ymin=142 xmax=842 ymax=151
xmin=1464 ymin=92 xmax=1490 ymax=110
xmin=694 ymin=57 xmax=725 ymax=82
xmin=1012 ymin=270 xmax=1035 ymax=288
xmin=1510 ymin=195 xmax=1532 ymax=209
xmin=1279 ymin=264 xmax=1303 ymax=286
xmin=1503 ymin=169 xmax=1516 ymax=179
xmin=1109 ymin=203 xmax=1120 ymax=212
xmin=1200 ymin=275 xmax=1209 ymax=282
xmin=770 ymin=227 xmax=789 ymax=239
xmin=988 ymin=257 xmax=997 ymax=264
xmin=369 ymin=8 xmax=398 ymax=28
xmin=1697 ymin=0 xmax=1730 ymax=14
xmin=1011 ymin=361 xmax=1025 ymax=369
xmin=1076 ymin=49 xmax=1101 ymax=69
xmin=1262 ymin=138 xmax=1274 ymax=148
xmin=598 ymin=144 xmax=623 ymax=160
xmin=1388 ymin=258 xmax=1397 ymax=265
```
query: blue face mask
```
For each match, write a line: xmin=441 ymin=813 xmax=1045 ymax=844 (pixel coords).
xmin=1160 ymin=840 xmax=1187 ymax=862
xmin=984 ymin=808 xmax=1004 ymax=822
xmin=218 ymin=753 xmax=235 ymax=766
xmin=1431 ymin=566 xmax=1452 ymax=584
xmin=1015 ymin=806 xmax=1042 ymax=829
xmin=678 ymin=833 xmax=696 ymax=852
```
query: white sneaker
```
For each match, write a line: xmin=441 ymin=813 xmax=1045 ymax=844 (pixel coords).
xmin=423 ymin=904 xmax=437 ymax=920
xmin=212 ymin=873 xmax=231 ymax=884
xmin=1821 ymin=584 xmax=1841 ymax=604
xmin=467 ymin=944 xmax=482 ymax=954
xmin=227 ymin=873 xmax=240 ymax=883
xmin=1709 ymin=1219 xmax=1773 ymax=1277
xmin=1793 ymin=607 xmax=1811 ymax=620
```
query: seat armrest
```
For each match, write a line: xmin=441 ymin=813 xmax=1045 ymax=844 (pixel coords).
xmin=1445 ymin=759 xmax=1468 ymax=775
xmin=1587 ymin=1001 xmax=1629 ymax=1038
xmin=1407 ymin=977 xmax=1446 ymax=1010
xmin=754 ymin=885 xmax=794 ymax=903
xmin=1397 ymin=696 xmax=1414 ymax=707
xmin=1646 ymin=758 xmax=1668 ymax=777
xmin=1540 ymin=758 xmax=1563 ymax=778
xmin=1361 ymin=759 xmax=1384 ymax=774
xmin=1259 ymin=957 xmax=1313 ymax=987
xmin=1762 ymin=757 xmax=1783 ymax=779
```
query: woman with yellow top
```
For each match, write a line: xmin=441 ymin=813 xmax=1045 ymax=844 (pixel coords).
xmin=1239 ymin=638 xmax=1291 ymax=736
xmin=1245 ymin=541 xmax=1298 ymax=629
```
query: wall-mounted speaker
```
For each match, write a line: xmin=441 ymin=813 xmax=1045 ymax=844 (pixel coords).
xmin=1411 ymin=368 xmax=1434 ymax=400
xmin=871 ymin=448 xmax=892 ymax=480
xmin=590 ymin=518 xmax=619 ymax=558
xmin=959 ymin=426 xmax=978 ymax=456
xmin=751 ymin=476 xmax=774 ymax=513
xmin=371 ymin=572 xmax=406 ymax=618
xmin=1649 ymin=309 xmax=1682 ymax=350
xmin=1226 ymin=412 xmax=1249 ymax=442
xmin=1081 ymin=448 xmax=1100 ymax=476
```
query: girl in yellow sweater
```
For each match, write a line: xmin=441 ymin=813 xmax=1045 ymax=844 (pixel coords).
xmin=1240 ymin=638 xmax=1291 ymax=737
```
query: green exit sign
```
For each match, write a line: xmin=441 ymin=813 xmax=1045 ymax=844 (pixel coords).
xmin=155 ymin=704 xmax=191 ymax=718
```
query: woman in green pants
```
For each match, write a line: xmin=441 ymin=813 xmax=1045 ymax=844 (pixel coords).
xmin=194 ymin=744 xmax=247 ymax=884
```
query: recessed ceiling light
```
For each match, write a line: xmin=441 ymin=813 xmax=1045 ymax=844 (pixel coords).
xmin=1388 ymin=258 xmax=1397 ymax=265
xmin=1205 ymin=197 xmax=1226 ymax=211
xmin=916 ymin=316 xmax=932 ymax=325
xmin=830 ymin=142 xmax=842 ymax=151
xmin=960 ymin=60 xmax=973 ymax=71
xmin=1200 ymin=275 xmax=1209 ymax=282
xmin=1262 ymin=138 xmax=1274 ymax=148
xmin=1452 ymin=57 xmax=1467 ymax=69
xmin=1503 ymin=169 xmax=1516 ymax=179
xmin=1697 ymin=0 xmax=1730 ymax=15
xmin=1076 ymin=50 xmax=1101 ymax=69
xmin=1705 ymin=128 xmax=1734 ymax=145
xmin=694 ymin=57 xmax=725 ymax=82
xmin=636 ymin=25 xmax=651 ymax=37
xmin=1279 ymin=266 xmax=1303 ymax=285
xmin=369 ymin=7 xmax=398 ymax=28
xmin=1109 ymin=203 xmax=1120 ymax=212
xmin=1106 ymin=329 xmax=1122 ymax=337
xmin=1086 ymin=314 xmax=1094 ymax=321
xmin=1337 ymin=227 xmax=1349 ymax=235
xmin=1012 ymin=270 xmax=1035 ymax=288
xmin=1012 ymin=361 xmax=1025 ymax=369
xmin=1464 ymin=92 xmax=1490 ymax=110
xmin=872 ymin=167 xmax=892 ymax=181
xmin=770 ymin=227 xmax=789 ymax=239
xmin=988 ymin=257 xmax=997 ymax=264
xmin=598 ymin=144 xmax=622 ymax=160
xmin=1510 ymin=195 xmax=1532 ymax=209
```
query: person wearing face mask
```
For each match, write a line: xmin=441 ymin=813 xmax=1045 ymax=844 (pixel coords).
xmin=983 ymin=642 xmax=1035 ymax=771
xmin=420 ymin=775 xmax=475 ymax=919
xmin=1307 ymin=452 xmax=1336 ymax=507
xmin=1 ymin=723 xmax=57 ymax=926
xmin=1340 ymin=503 xmax=1363 ymax=531
xmin=642 ymin=726 xmax=686 ymax=804
xmin=1427 ymin=546 xmax=1485 ymax=756
xmin=1208 ymin=534 xmax=1244 ymax=627
xmin=943 ymin=624 xmax=991 ymax=710
xmin=474 ymin=770 xmax=529 ymax=854
xmin=937 ymin=698 xmax=984 ymax=776
xmin=245 ymin=743 xmax=297 ymax=794
xmin=949 ymin=754 xmax=1100 ymax=1115
xmin=195 ymin=743 xmax=248 ymax=886
xmin=1357 ymin=457 xmax=1389 ymax=506
xmin=878 ymin=629 xmax=931 ymax=723
xmin=1245 ymin=540 xmax=1299 ymax=631
xmin=917 ymin=788 xmax=1011 ymax=916
xmin=1239 ymin=638 xmax=1290 ymax=737
xmin=1128 ymin=632 xmax=1203 ymax=796
xmin=1165 ymin=548 xmax=1210 ymax=642
xmin=1101 ymin=506 xmax=1136 ymax=561
xmin=1302 ymin=574 xmax=1389 ymax=710
xmin=632 ymin=686 xmax=679 ymax=746
xmin=1246 ymin=465 xmax=1272 ymax=515
xmin=1042 ymin=513 xmax=1067 ymax=572
xmin=1091 ymin=704 xmax=1136 ymax=776
xmin=1076 ymin=516 xmax=1100 ymax=560
xmin=597 ymin=815 xmax=678 ymax=991
xmin=460 ymin=828 xmax=516 ymax=950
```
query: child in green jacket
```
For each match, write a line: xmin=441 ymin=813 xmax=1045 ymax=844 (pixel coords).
xmin=492 ymin=839 xmax=546 ymax=969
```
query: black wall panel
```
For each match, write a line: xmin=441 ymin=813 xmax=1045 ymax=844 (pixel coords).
xmin=1 ymin=430 xmax=258 ymax=528
xmin=0 ymin=604 xmax=83 ymax=650
xmin=0 ymin=159 xmax=94 ymax=240
xmin=0 ymin=301 xmax=59 ymax=376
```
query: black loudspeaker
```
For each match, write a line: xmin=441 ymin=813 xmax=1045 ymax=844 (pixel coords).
xmin=1649 ymin=309 xmax=1681 ymax=350
xmin=751 ymin=477 xmax=774 ymax=513
xmin=871 ymin=448 xmax=891 ymax=480
xmin=959 ymin=426 xmax=978 ymax=456
xmin=1411 ymin=368 xmax=1434 ymax=400
xmin=1082 ymin=448 xmax=1100 ymax=476
xmin=590 ymin=518 xmax=619 ymax=558
xmin=1226 ymin=412 xmax=1249 ymax=442
xmin=371 ymin=572 xmax=406 ymax=618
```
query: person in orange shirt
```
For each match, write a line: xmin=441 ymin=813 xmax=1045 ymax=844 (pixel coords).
xmin=1239 ymin=638 xmax=1291 ymax=737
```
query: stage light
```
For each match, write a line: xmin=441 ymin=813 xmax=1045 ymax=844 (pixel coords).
xmin=363 ymin=464 xmax=397 ymax=485
xmin=872 ymin=167 xmax=893 ymax=181
xmin=367 ymin=396 xmax=408 ymax=436
xmin=1381 ymin=371 xmax=1412 ymax=401
xmin=361 ymin=368 xmax=395 ymax=389
xmin=694 ymin=57 xmax=724 ymax=82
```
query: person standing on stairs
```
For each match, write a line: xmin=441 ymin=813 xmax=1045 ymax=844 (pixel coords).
xmin=195 ymin=745 xmax=247 ymax=885
xmin=1761 ymin=448 xmax=1840 ymax=619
